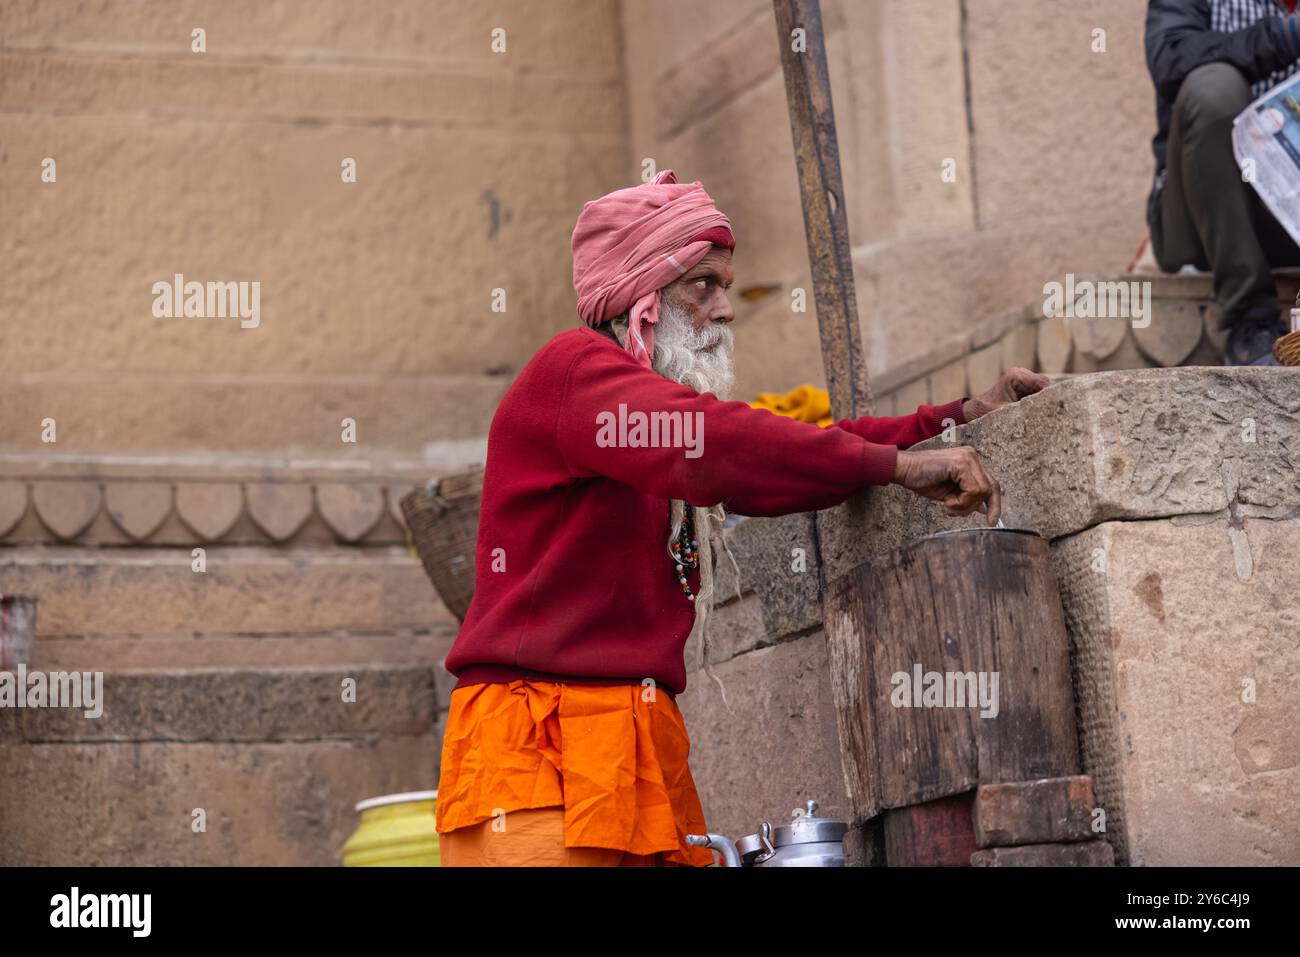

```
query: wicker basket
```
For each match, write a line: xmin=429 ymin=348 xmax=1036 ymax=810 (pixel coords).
xmin=400 ymin=465 xmax=484 ymax=623
xmin=1275 ymin=328 xmax=1300 ymax=366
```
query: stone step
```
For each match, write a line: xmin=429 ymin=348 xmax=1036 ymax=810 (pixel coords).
xmin=30 ymin=629 xmax=455 ymax=674
xmin=0 ymin=736 xmax=438 ymax=865
xmin=0 ymin=545 xmax=454 ymax=642
xmin=868 ymin=271 xmax=1300 ymax=413
xmin=0 ymin=664 xmax=438 ymax=742
xmin=0 ymin=663 xmax=446 ymax=865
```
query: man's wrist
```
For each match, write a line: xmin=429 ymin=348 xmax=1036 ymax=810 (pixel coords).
xmin=961 ymin=396 xmax=989 ymax=423
xmin=893 ymin=449 xmax=910 ymax=484
xmin=926 ymin=397 xmax=969 ymax=432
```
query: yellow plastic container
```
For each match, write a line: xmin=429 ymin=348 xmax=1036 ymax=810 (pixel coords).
xmin=341 ymin=790 xmax=441 ymax=867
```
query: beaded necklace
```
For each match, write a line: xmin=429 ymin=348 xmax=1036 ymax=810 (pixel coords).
xmin=670 ymin=505 xmax=700 ymax=602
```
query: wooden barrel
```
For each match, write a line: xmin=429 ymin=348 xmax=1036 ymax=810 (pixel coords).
xmin=823 ymin=527 xmax=1079 ymax=829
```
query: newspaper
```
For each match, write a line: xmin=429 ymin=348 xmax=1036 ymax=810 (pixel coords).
xmin=1233 ymin=70 xmax=1300 ymax=251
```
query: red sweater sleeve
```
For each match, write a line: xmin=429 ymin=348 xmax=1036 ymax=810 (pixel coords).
xmin=554 ymin=340 xmax=900 ymax=517
xmin=831 ymin=397 xmax=967 ymax=448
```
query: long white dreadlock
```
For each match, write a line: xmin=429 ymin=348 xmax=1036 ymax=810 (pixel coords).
xmin=668 ymin=498 xmax=742 ymax=710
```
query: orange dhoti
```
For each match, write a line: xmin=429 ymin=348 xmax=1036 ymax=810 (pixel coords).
xmin=435 ymin=679 xmax=715 ymax=867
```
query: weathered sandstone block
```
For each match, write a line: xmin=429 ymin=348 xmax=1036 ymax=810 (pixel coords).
xmin=1052 ymin=518 xmax=1300 ymax=865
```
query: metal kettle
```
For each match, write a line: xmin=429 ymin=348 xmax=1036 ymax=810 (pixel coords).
xmin=686 ymin=799 xmax=847 ymax=867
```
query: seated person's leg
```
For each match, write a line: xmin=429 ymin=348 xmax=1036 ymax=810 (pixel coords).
xmin=1252 ymin=185 xmax=1300 ymax=273
xmin=1157 ymin=62 xmax=1288 ymax=364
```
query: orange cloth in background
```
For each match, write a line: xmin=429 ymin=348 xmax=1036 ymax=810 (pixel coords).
xmin=435 ymin=679 xmax=714 ymax=867
xmin=749 ymin=384 xmax=833 ymax=427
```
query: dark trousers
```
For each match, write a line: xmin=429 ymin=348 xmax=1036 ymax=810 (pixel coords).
xmin=1149 ymin=62 xmax=1300 ymax=330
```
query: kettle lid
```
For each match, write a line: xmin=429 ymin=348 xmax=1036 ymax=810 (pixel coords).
xmin=771 ymin=799 xmax=848 ymax=846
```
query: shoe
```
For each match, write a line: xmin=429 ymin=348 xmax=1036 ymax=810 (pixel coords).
xmin=1224 ymin=321 xmax=1285 ymax=366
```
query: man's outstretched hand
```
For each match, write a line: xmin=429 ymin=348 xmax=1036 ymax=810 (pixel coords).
xmin=887 ymin=368 xmax=1039 ymax=525
xmin=961 ymin=367 xmax=1051 ymax=422
xmin=893 ymin=447 xmax=1003 ymax=527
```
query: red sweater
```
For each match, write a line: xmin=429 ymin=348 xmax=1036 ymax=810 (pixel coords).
xmin=444 ymin=326 xmax=966 ymax=696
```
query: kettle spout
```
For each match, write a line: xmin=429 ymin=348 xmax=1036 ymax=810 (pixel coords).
xmin=685 ymin=832 xmax=742 ymax=868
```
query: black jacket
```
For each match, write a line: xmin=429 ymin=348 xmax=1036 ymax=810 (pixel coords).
xmin=1146 ymin=0 xmax=1300 ymax=176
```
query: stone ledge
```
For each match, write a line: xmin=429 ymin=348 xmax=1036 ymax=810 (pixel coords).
xmin=0 ymin=664 xmax=438 ymax=742
xmin=703 ymin=370 xmax=1299 ymax=652
xmin=819 ymin=367 xmax=1300 ymax=587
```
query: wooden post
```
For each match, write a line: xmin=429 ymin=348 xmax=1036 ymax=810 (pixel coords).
xmin=773 ymin=0 xmax=873 ymax=418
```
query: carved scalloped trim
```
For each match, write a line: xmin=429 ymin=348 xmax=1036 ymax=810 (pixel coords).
xmin=245 ymin=483 xmax=314 ymax=542
xmin=175 ymin=483 xmax=245 ymax=541
xmin=0 ymin=482 xmax=29 ymax=538
xmin=105 ymin=482 xmax=173 ymax=541
xmin=1 ymin=476 xmax=424 ymax=547
xmin=32 ymin=481 xmax=101 ymax=540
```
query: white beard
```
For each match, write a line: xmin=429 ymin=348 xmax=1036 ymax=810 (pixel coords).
xmin=604 ymin=293 xmax=741 ymax=708
xmin=647 ymin=296 xmax=736 ymax=400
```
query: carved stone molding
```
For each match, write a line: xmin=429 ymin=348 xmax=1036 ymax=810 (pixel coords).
xmin=0 ymin=461 xmax=456 ymax=548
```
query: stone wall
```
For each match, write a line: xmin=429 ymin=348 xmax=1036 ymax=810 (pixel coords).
xmin=0 ymin=667 xmax=437 ymax=865
xmin=0 ymin=454 xmax=460 ymax=864
xmin=621 ymin=0 xmax=1155 ymax=402
xmin=0 ymin=0 xmax=629 ymax=865
xmin=0 ymin=0 xmax=629 ymax=456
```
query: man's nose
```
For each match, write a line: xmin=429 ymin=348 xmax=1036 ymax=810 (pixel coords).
xmin=711 ymin=291 xmax=735 ymax=324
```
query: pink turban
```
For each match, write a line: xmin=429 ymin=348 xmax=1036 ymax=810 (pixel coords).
xmin=571 ymin=170 xmax=735 ymax=369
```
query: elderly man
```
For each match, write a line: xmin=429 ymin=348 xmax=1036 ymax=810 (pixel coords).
xmin=435 ymin=171 xmax=1047 ymax=867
